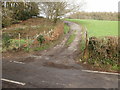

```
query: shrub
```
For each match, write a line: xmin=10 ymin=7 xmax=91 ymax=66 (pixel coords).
xmin=2 ymin=33 xmax=12 ymax=49
xmin=37 ymin=35 xmax=45 ymax=45
xmin=2 ymin=8 xmax=13 ymax=27
xmin=2 ymin=2 xmax=39 ymax=27
xmin=88 ymin=37 xmax=118 ymax=60
xmin=86 ymin=36 xmax=119 ymax=71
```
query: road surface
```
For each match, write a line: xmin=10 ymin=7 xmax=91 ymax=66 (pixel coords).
xmin=2 ymin=21 xmax=119 ymax=88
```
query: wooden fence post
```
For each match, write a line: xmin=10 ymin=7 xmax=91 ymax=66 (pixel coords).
xmin=83 ymin=27 xmax=89 ymax=61
xmin=26 ymin=35 xmax=29 ymax=46
xmin=18 ymin=33 xmax=21 ymax=49
xmin=26 ymin=35 xmax=29 ymax=51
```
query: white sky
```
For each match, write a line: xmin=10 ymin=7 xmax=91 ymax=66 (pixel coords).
xmin=83 ymin=0 xmax=119 ymax=12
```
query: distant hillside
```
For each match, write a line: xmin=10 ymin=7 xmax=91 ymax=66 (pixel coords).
xmin=68 ymin=12 xmax=118 ymax=21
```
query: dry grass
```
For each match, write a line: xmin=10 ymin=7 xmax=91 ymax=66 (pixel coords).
xmin=2 ymin=18 xmax=55 ymax=38
xmin=2 ymin=18 xmax=64 ymax=52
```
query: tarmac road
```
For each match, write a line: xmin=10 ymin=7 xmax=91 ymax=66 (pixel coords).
xmin=2 ymin=21 xmax=119 ymax=89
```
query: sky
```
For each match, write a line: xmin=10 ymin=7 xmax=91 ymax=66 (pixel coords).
xmin=83 ymin=0 xmax=119 ymax=12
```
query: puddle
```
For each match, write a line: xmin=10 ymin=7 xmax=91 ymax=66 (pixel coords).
xmin=43 ymin=62 xmax=79 ymax=70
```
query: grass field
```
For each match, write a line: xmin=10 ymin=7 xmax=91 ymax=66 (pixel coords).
xmin=67 ymin=19 xmax=118 ymax=37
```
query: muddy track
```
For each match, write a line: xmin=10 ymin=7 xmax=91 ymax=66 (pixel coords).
xmin=2 ymin=21 xmax=118 ymax=88
xmin=30 ymin=21 xmax=83 ymax=67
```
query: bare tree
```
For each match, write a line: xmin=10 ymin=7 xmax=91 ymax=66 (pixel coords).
xmin=39 ymin=1 xmax=84 ymax=23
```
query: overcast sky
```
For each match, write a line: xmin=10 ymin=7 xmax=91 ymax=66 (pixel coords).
xmin=83 ymin=0 xmax=119 ymax=12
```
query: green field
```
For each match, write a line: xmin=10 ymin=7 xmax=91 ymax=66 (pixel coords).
xmin=67 ymin=19 xmax=118 ymax=37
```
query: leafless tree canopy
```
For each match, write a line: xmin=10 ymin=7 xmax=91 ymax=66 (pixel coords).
xmin=39 ymin=1 xmax=84 ymax=23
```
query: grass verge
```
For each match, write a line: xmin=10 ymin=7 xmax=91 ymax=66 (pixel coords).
xmin=66 ymin=33 xmax=76 ymax=46
xmin=64 ymin=24 xmax=70 ymax=34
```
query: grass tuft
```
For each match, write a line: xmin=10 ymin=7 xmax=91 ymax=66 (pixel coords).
xmin=64 ymin=24 xmax=70 ymax=34
xmin=66 ymin=33 xmax=76 ymax=45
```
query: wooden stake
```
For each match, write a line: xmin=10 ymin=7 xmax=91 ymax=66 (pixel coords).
xmin=18 ymin=33 xmax=21 ymax=49
xmin=26 ymin=35 xmax=29 ymax=46
xmin=83 ymin=27 xmax=89 ymax=61
xmin=26 ymin=35 xmax=29 ymax=51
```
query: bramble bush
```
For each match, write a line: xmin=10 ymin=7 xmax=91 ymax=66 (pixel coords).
xmin=88 ymin=37 xmax=118 ymax=60
xmin=86 ymin=36 xmax=119 ymax=71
